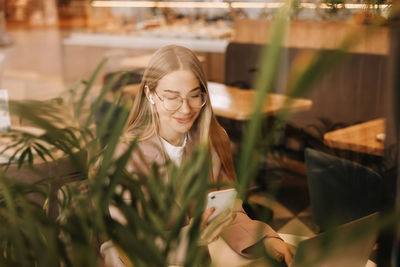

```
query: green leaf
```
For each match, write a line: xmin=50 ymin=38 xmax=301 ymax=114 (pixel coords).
xmin=75 ymin=58 xmax=108 ymax=118
xmin=236 ymin=2 xmax=293 ymax=198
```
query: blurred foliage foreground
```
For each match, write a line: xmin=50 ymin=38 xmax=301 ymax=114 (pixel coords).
xmin=1 ymin=2 xmax=400 ymax=266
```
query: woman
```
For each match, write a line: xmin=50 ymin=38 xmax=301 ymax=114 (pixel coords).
xmin=106 ymin=45 xmax=295 ymax=266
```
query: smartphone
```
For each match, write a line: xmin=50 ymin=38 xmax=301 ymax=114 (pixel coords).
xmin=206 ymin=188 xmax=237 ymax=222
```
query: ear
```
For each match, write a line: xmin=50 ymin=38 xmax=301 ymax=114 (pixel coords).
xmin=144 ymin=84 xmax=150 ymax=96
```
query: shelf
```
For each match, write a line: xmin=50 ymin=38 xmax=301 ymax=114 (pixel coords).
xmin=63 ymin=32 xmax=229 ymax=53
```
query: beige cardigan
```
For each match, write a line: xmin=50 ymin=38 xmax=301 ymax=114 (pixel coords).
xmin=115 ymin=134 xmax=281 ymax=258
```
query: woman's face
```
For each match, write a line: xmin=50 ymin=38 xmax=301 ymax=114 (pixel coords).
xmin=151 ymin=69 xmax=203 ymax=143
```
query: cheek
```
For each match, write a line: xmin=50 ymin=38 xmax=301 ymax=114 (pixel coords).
xmin=155 ymin=104 xmax=174 ymax=121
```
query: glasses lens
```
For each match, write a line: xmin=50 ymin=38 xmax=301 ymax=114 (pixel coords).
xmin=164 ymin=97 xmax=182 ymax=111
xmin=162 ymin=93 xmax=206 ymax=111
xmin=188 ymin=92 xmax=206 ymax=108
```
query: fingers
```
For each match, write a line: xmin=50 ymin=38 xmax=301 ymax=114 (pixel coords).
xmin=288 ymin=244 xmax=297 ymax=257
xmin=201 ymin=207 xmax=215 ymax=228
xmin=283 ymin=243 xmax=296 ymax=267
xmin=264 ymin=238 xmax=295 ymax=266
xmin=199 ymin=210 xmax=235 ymax=246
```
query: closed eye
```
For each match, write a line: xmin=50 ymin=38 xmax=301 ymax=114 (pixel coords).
xmin=165 ymin=96 xmax=179 ymax=100
xmin=189 ymin=94 xmax=202 ymax=99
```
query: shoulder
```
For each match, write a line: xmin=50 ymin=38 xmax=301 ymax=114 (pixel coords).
xmin=115 ymin=134 xmax=164 ymax=171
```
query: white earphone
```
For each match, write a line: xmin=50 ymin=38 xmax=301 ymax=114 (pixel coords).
xmin=145 ymin=85 xmax=155 ymax=105
xmin=148 ymin=94 xmax=155 ymax=105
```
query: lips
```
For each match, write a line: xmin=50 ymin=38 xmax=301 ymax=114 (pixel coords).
xmin=174 ymin=116 xmax=193 ymax=124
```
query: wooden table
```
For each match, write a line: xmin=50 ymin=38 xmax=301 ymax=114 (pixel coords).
xmin=123 ymin=82 xmax=312 ymax=121
xmin=119 ymin=53 xmax=205 ymax=69
xmin=323 ymin=118 xmax=385 ymax=156
xmin=208 ymin=233 xmax=376 ymax=267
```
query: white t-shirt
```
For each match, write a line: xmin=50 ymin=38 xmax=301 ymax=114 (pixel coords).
xmin=160 ymin=134 xmax=187 ymax=166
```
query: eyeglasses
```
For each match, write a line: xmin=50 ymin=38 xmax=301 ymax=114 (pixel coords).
xmin=154 ymin=90 xmax=207 ymax=111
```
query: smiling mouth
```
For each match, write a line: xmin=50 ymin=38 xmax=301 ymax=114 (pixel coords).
xmin=174 ymin=116 xmax=193 ymax=124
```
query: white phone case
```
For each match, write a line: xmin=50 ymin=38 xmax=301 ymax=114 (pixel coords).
xmin=206 ymin=188 xmax=237 ymax=222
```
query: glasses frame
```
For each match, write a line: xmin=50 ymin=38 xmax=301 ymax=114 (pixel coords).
xmin=153 ymin=90 xmax=207 ymax=111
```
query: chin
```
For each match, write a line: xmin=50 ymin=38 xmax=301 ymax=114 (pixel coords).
xmin=173 ymin=122 xmax=194 ymax=133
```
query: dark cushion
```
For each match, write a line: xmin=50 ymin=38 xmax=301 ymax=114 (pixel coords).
xmin=103 ymin=69 xmax=144 ymax=92
xmin=225 ymin=42 xmax=263 ymax=89
xmin=304 ymin=148 xmax=383 ymax=231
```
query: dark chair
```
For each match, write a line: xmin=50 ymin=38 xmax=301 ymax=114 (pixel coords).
xmin=220 ymin=42 xmax=266 ymax=144
xmin=224 ymin=42 xmax=264 ymax=89
xmin=304 ymin=148 xmax=384 ymax=232
xmin=103 ymin=69 xmax=144 ymax=92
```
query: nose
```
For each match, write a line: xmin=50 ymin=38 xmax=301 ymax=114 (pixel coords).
xmin=178 ymin=98 xmax=191 ymax=114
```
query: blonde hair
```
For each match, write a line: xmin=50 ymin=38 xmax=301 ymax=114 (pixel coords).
xmin=125 ymin=45 xmax=235 ymax=181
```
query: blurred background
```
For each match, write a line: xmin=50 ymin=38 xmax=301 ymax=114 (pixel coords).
xmin=0 ymin=1 xmax=398 ymax=265
xmin=0 ymin=0 xmax=391 ymax=98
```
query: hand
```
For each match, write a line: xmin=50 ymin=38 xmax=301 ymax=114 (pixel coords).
xmin=201 ymin=207 xmax=216 ymax=229
xmin=198 ymin=208 xmax=236 ymax=246
xmin=264 ymin=237 xmax=296 ymax=266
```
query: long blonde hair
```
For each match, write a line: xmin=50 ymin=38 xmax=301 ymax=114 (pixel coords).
xmin=125 ymin=45 xmax=235 ymax=181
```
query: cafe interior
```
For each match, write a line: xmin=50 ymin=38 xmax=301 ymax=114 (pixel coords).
xmin=0 ymin=0 xmax=399 ymax=266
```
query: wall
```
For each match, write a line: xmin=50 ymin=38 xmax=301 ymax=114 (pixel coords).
xmin=234 ymin=19 xmax=389 ymax=55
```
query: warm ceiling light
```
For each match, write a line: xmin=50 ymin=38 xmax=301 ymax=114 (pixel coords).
xmin=299 ymin=3 xmax=316 ymax=8
xmin=91 ymin=1 xmax=156 ymax=7
xmin=157 ymin=2 xmax=229 ymax=8
xmin=344 ymin=3 xmax=389 ymax=9
xmin=231 ymin=2 xmax=284 ymax=8
xmin=91 ymin=0 xmax=229 ymax=8
xmin=91 ymin=1 xmax=390 ymax=10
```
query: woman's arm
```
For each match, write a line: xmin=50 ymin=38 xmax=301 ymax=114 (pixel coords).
xmin=214 ymin=164 xmax=295 ymax=265
xmin=219 ymin=199 xmax=281 ymax=257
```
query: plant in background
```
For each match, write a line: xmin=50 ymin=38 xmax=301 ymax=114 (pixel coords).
xmin=290 ymin=0 xmax=303 ymax=19
xmin=326 ymin=0 xmax=346 ymax=14
xmin=359 ymin=0 xmax=392 ymax=24
xmin=315 ymin=0 xmax=351 ymax=21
